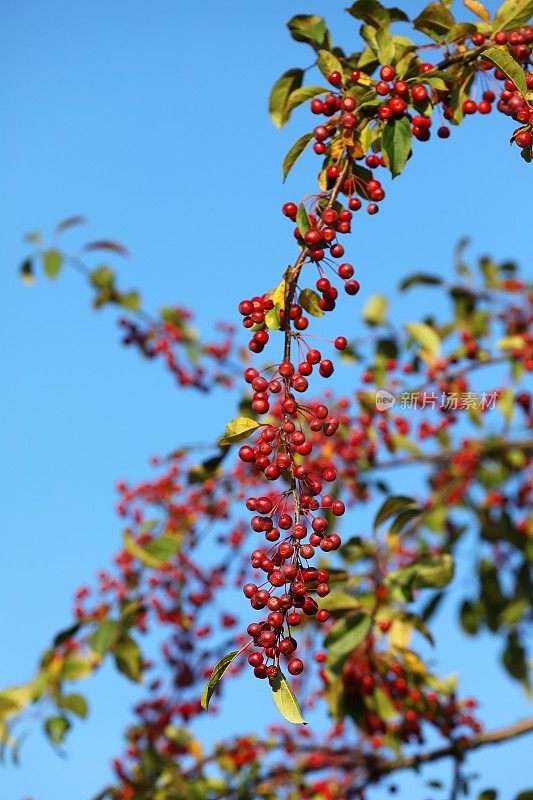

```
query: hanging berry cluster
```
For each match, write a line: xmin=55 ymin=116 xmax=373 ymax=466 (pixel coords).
xmin=202 ymin=2 xmax=533 ymax=710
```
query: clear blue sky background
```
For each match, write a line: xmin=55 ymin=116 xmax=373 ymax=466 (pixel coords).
xmin=1 ymin=1 xmax=532 ymax=798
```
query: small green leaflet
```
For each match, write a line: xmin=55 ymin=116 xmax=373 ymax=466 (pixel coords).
xmin=44 ymin=715 xmax=70 ymax=746
xmin=382 ymin=116 xmax=412 ymax=178
xmin=90 ymin=266 xmax=114 ymax=291
xmin=299 ymin=288 xmax=324 ymax=317
xmin=317 ymin=49 xmax=344 ymax=80
xmin=201 ymin=650 xmax=240 ymax=710
xmin=219 ymin=416 xmax=260 ymax=447
xmin=57 ymin=693 xmax=88 ymax=718
xmin=42 ymin=249 xmax=63 ymax=279
xmin=482 ymin=46 xmax=527 ymax=96
xmin=283 ymin=132 xmax=313 ymax=181
xmin=269 ymin=670 xmax=306 ymax=724
xmin=405 ymin=321 xmax=441 ymax=357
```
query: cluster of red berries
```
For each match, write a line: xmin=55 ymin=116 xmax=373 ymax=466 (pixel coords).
xmin=340 ymin=646 xmax=481 ymax=747
xmin=236 ymin=380 xmax=349 ymax=677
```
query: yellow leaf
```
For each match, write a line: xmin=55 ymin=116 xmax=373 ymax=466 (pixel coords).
xmin=464 ymin=0 xmax=491 ymax=21
xmin=404 ymin=650 xmax=427 ymax=674
xmin=189 ymin=739 xmax=203 ymax=759
xmin=389 ymin=619 xmax=412 ymax=649
xmin=269 ymin=267 xmax=291 ymax=310
xmin=330 ymin=137 xmax=345 ymax=160
xmin=318 ymin=169 xmax=328 ymax=191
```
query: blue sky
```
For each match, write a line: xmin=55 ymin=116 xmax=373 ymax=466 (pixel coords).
xmin=1 ymin=1 xmax=532 ymax=798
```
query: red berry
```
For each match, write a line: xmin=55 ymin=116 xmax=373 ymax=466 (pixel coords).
xmin=288 ymin=657 xmax=304 ymax=675
xmin=328 ymin=71 xmax=342 ymax=86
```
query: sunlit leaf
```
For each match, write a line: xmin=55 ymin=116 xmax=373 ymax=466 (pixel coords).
xmin=201 ymin=650 xmax=240 ymax=710
xmin=269 ymin=670 xmax=306 ymax=724
xmin=219 ymin=416 xmax=260 ymax=447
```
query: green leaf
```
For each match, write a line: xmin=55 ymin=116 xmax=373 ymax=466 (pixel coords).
xmin=219 ymin=416 xmax=260 ymax=447
xmin=399 ymin=273 xmax=443 ymax=291
xmin=269 ymin=670 xmax=306 ymax=724
xmin=57 ymin=693 xmax=88 ymax=718
xmin=89 ymin=620 xmax=120 ymax=655
xmin=286 ymin=85 xmax=329 ymax=113
xmin=374 ymin=495 xmax=418 ymax=530
xmin=363 ymin=294 xmax=388 ymax=326
xmin=201 ymin=650 xmax=240 ymax=710
xmin=299 ymin=288 xmax=324 ymax=317
xmin=44 ymin=715 xmax=70 ymax=746
xmin=460 ymin=599 xmax=483 ymax=635
xmin=114 ymin=634 xmax=143 ymax=683
xmin=118 ymin=291 xmax=141 ymax=311
xmin=317 ymin=50 xmax=344 ymax=81
xmin=325 ymin=612 xmax=372 ymax=662
xmin=403 ymin=554 xmax=454 ymax=589
xmin=482 ymin=46 xmax=527 ymax=96
xmin=413 ymin=2 xmax=455 ymax=40
xmin=0 ymin=686 xmax=33 ymax=718
xmin=516 ymin=792 xmax=533 ymax=800
xmin=269 ymin=69 xmax=304 ymax=128
xmin=42 ymin=249 xmax=63 ymax=279
xmin=372 ymin=686 xmax=397 ymax=720
xmin=382 ymin=116 xmax=412 ymax=178
xmin=376 ymin=26 xmax=395 ymax=65
xmin=296 ymin=202 xmax=311 ymax=235
xmin=405 ymin=321 xmax=441 ymax=357
xmin=142 ymin=534 xmax=181 ymax=562
xmin=61 ymin=654 xmax=94 ymax=680
xmin=389 ymin=506 xmax=423 ymax=535
xmin=282 ymin=132 xmax=313 ymax=181
xmin=346 ymin=1 xmax=409 ymax=26
xmin=90 ymin=266 xmax=114 ymax=291
xmin=498 ymin=387 xmax=514 ymax=423
xmin=287 ymin=14 xmax=328 ymax=48
xmin=478 ymin=792 xmax=497 ymax=800
xmin=265 ymin=304 xmax=282 ymax=330
xmin=124 ymin=532 xmax=170 ymax=569
xmin=493 ymin=0 xmax=533 ymax=31
xmin=319 ymin=591 xmax=361 ymax=612
xmin=188 ymin=450 xmax=227 ymax=484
